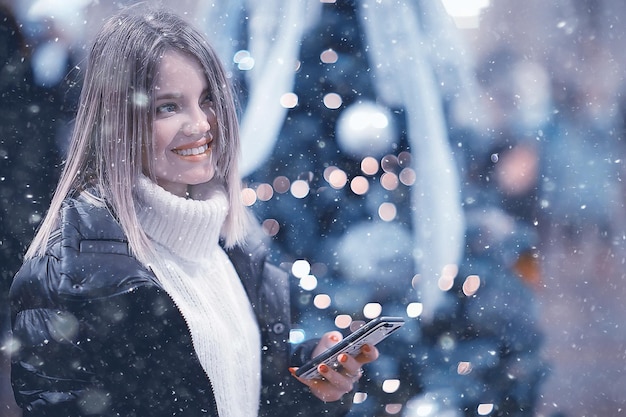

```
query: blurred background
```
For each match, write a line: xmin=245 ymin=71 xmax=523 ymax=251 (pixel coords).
xmin=1 ymin=1 xmax=625 ymax=416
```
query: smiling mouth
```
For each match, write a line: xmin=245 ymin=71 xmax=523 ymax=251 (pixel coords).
xmin=172 ymin=141 xmax=211 ymax=157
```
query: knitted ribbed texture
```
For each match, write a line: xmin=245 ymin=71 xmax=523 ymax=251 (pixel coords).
xmin=135 ymin=175 xmax=227 ymax=261
xmin=135 ymin=176 xmax=261 ymax=417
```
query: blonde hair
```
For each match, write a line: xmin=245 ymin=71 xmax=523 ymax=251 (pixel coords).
xmin=26 ymin=7 xmax=249 ymax=263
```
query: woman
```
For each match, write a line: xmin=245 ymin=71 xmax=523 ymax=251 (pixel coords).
xmin=9 ymin=6 xmax=377 ymax=417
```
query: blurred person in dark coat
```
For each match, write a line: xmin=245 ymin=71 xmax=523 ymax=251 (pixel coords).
xmin=0 ymin=3 xmax=62 ymax=416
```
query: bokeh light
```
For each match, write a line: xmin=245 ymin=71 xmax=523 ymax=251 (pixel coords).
xmin=289 ymin=329 xmax=306 ymax=344
xmin=273 ymin=176 xmax=290 ymax=193
xmin=462 ymin=274 xmax=481 ymax=296
xmin=350 ymin=176 xmax=369 ymax=195
xmin=363 ymin=302 xmax=382 ymax=318
xmin=380 ymin=172 xmax=399 ymax=191
xmin=381 ymin=154 xmax=400 ymax=173
xmin=477 ymin=403 xmax=495 ymax=415
xmin=323 ymin=166 xmax=337 ymax=182
xmin=398 ymin=151 xmax=411 ymax=167
xmin=323 ymin=92 xmax=342 ymax=109
xmin=256 ymin=183 xmax=274 ymax=201
xmin=353 ymin=392 xmax=368 ymax=404
xmin=299 ymin=275 xmax=318 ymax=291
xmin=399 ymin=167 xmax=416 ymax=186
xmin=457 ymin=361 xmax=473 ymax=375
xmin=292 ymin=259 xmax=311 ymax=278
xmin=384 ymin=404 xmax=403 ymax=414
xmin=334 ymin=314 xmax=352 ymax=329
xmin=349 ymin=320 xmax=366 ymax=333
xmin=313 ymin=294 xmax=332 ymax=309
xmin=378 ymin=202 xmax=397 ymax=221
xmin=328 ymin=168 xmax=348 ymax=189
xmin=290 ymin=179 xmax=310 ymax=198
xmin=241 ymin=187 xmax=257 ymax=206
xmin=279 ymin=92 xmax=298 ymax=109
xmin=336 ymin=101 xmax=396 ymax=159
xmin=261 ymin=218 xmax=280 ymax=236
xmin=438 ymin=264 xmax=459 ymax=291
xmin=382 ymin=379 xmax=401 ymax=393
xmin=233 ymin=49 xmax=254 ymax=70
xmin=407 ymin=302 xmax=423 ymax=318
xmin=411 ymin=274 xmax=420 ymax=290
xmin=320 ymin=48 xmax=338 ymax=64
xmin=361 ymin=156 xmax=379 ymax=175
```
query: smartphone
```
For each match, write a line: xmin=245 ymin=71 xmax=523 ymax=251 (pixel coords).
xmin=294 ymin=316 xmax=405 ymax=380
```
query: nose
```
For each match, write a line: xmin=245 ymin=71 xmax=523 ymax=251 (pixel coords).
xmin=182 ymin=105 xmax=212 ymax=136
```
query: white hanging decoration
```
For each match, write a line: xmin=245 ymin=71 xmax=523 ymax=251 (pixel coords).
xmin=359 ymin=0 xmax=466 ymax=322
xmin=238 ymin=0 xmax=322 ymax=177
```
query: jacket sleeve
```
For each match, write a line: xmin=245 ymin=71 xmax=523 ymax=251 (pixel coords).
xmin=10 ymin=253 xmax=218 ymax=417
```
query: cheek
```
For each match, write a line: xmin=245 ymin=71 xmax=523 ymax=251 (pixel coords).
xmin=207 ymin=108 xmax=218 ymax=134
xmin=147 ymin=128 xmax=174 ymax=175
xmin=153 ymin=134 xmax=167 ymax=156
xmin=152 ymin=122 xmax=175 ymax=155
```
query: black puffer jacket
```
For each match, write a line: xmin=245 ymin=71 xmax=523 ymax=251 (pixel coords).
xmin=10 ymin=193 xmax=351 ymax=417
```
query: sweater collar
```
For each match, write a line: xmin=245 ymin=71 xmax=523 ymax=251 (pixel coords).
xmin=134 ymin=175 xmax=228 ymax=261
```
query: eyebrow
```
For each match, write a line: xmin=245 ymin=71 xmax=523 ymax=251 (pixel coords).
xmin=155 ymin=92 xmax=183 ymax=101
xmin=155 ymin=88 xmax=211 ymax=101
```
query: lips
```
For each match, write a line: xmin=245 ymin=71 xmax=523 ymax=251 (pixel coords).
xmin=172 ymin=138 xmax=211 ymax=157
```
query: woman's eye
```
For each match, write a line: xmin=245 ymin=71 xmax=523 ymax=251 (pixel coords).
xmin=156 ymin=103 xmax=178 ymax=115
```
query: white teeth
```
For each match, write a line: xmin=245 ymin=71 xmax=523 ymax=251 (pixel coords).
xmin=173 ymin=143 xmax=209 ymax=156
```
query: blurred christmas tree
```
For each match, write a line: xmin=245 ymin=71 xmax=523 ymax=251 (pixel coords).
xmin=236 ymin=1 xmax=547 ymax=416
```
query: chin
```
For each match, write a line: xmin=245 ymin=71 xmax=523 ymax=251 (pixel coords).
xmin=188 ymin=179 xmax=215 ymax=186
xmin=182 ymin=168 xmax=216 ymax=183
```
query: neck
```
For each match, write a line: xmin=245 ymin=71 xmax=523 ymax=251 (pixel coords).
xmin=134 ymin=175 xmax=229 ymax=260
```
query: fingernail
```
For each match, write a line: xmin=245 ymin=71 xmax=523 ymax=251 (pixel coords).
xmin=288 ymin=367 xmax=297 ymax=376
xmin=319 ymin=364 xmax=329 ymax=374
xmin=338 ymin=353 xmax=348 ymax=363
xmin=330 ymin=334 xmax=340 ymax=342
xmin=362 ymin=344 xmax=371 ymax=352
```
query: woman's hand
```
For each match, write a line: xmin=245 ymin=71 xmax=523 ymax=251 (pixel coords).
xmin=289 ymin=331 xmax=379 ymax=402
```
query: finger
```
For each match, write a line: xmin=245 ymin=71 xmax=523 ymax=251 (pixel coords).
xmin=318 ymin=363 xmax=354 ymax=393
xmin=311 ymin=331 xmax=343 ymax=357
xmin=289 ymin=367 xmax=314 ymax=387
xmin=337 ymin=353 xmax=362 ymax=378
xmin=289 ymin=366 xmax=353 ymax=403
xmin=354 ymin=343 xmax=379 ymax=364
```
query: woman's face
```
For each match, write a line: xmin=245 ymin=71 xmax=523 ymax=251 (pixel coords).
xmin=149 ymin=50 xmax=218 ymax=197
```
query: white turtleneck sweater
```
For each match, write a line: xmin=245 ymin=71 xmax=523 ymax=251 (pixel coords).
xmin=134 ymin=176 xmax=261 ymax=417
